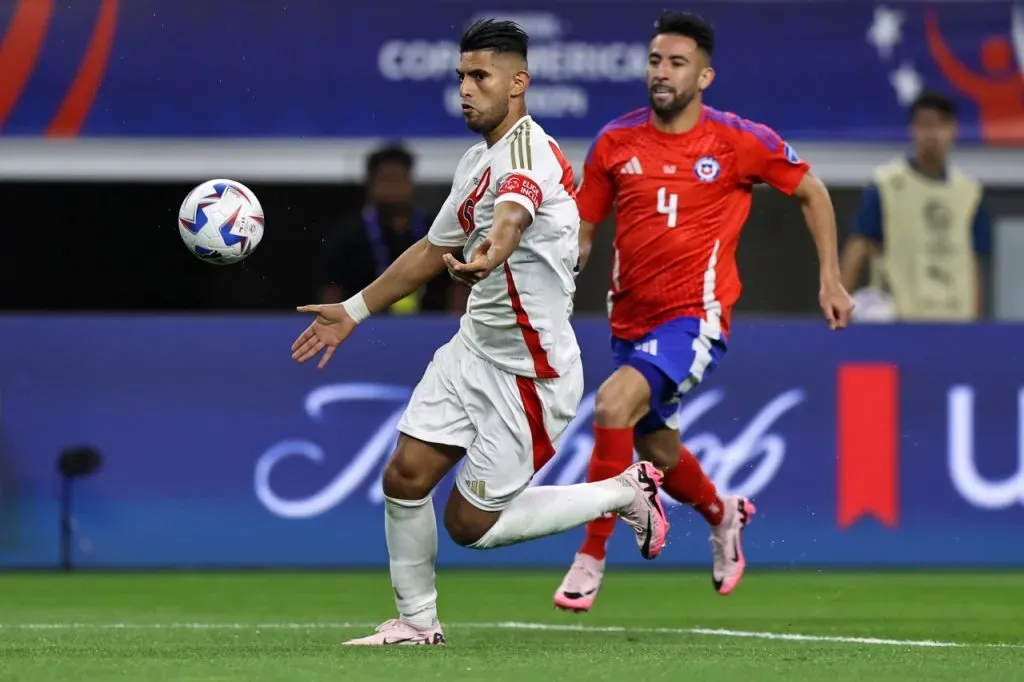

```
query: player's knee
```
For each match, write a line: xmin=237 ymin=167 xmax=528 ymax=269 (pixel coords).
xmin=594 ymin=369 xmax=650 ymax=428
xmin=593 ymin=390 xmax=632 ymax=427
xmin=382 ymin=452 xmax=434 ymax=501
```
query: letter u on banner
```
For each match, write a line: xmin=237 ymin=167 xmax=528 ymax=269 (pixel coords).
xmin=836 ymin=363 xmax=900 ymax=528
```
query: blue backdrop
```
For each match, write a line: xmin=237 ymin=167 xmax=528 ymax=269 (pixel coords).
xmin=1 ymin=315 xmax=1023 ymax=568
xmin=1 ymin=0 xmax=1022 ymax=143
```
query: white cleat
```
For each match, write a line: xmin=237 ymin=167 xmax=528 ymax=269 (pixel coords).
xmin=553 ymin=552 xmax=606 ymax=613
xmin=341 ymin=618 xmax=446 ymax=646
xmin=710 ymin=495 xmax=756 ymax=595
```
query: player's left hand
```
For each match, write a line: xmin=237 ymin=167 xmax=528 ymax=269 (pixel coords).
xmin=819 ymin=280 xmax=855 ymax=330
xmin=290 ymin=303 xmax=356 ymax=369
xmin=444 ymin=239 xmax=494 ymax=286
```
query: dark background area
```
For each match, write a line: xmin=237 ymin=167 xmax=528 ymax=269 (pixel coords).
xmin=2 ymin=182 xmax=1020 ymax=314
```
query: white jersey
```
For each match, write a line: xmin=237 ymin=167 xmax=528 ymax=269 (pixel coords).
xmin=428 ymin=116 xmax=581 ymax=379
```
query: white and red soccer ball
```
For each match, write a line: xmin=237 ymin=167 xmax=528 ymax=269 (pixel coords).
xmin=178 ymin=178 xmax=264 ymax=264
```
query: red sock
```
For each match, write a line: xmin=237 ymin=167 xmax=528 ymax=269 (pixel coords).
xmin=579 ymin=426 xmax=635 ymax=560
xmin=662 ymin=445 xmax=725 ymax=526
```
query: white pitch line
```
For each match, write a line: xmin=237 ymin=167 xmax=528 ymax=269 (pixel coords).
xmin=0 ymin=621 xmax=1020 ymax=649
xmin=480 ymin=621 xmax=1024 ymax=649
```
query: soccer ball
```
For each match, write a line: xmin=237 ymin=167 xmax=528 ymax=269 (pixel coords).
xmin=178 ymin=178 xmax=264 ymax=264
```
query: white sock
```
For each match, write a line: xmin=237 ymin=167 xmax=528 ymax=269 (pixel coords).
xmin=385 ymin=495 xmax=438 ymax=630
xmin=470 ymin=479 xmax=633 ymax=549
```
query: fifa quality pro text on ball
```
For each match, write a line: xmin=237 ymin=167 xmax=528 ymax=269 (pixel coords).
xmin=178 ymin=179 xmax=265 ymax=264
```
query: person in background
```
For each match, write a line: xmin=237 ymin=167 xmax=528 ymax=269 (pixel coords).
xmin=840 ymin=91 xmax=991 ymax=322
xmin=319 ymin=144 xmax=461 ymax=313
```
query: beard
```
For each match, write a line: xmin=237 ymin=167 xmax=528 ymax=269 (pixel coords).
xmin=649 ymin=87 xmax=697 ymax=120
xmin=464 ymin=102 xmax=509 ymax=135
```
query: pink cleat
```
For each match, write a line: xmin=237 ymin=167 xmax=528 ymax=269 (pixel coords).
xmin=615 ymin=461 xmax=669 ymax=560
xmin=553 ymin=552 xmax=606 ymax=613
xmin=710 ymin=495 xmax=756 ymax=595
xmin=342 ymin=618 xmax=446 ymax=646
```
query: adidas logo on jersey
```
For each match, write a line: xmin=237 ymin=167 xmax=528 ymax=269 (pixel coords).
xmin=620 ymin=157 xmax=643 ymax=175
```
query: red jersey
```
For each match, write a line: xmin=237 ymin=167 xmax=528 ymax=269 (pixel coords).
xmin=578 ymin=105 xmax=810 ymax=341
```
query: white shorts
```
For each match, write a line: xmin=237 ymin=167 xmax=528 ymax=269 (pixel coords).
xmin=397 ymin=335 xmax=583 ymax=511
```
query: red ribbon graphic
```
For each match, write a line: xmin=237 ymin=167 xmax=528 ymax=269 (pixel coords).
xmin=836 ymin=363 xmax=900 ymax=529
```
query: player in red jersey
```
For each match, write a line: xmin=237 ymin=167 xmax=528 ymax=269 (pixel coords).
xmin=553 ymin=11 xmax=854 ymax=612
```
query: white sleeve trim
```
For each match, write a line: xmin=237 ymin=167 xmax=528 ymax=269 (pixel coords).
xmin=494 ymin=192 xmax=537 ymax=219
xmin=427 ymin=233 xmax=466 ymax=248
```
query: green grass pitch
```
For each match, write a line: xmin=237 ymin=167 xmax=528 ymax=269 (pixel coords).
xmin=1 ymin=571 xmax=1023 ymax=681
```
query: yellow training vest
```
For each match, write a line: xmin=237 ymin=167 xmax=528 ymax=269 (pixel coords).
xmin=872 ymin=158 xmax=981 ymax=320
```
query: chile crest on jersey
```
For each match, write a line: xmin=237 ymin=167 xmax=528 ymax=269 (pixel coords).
xmin=693 ymin=156 xmax=721 ymax=183
xmin=457 ymin=167 xmax=492 ymax=234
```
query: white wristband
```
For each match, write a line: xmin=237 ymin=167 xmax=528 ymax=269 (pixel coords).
xmin=341 ymin=292 xmax=371 ymax=324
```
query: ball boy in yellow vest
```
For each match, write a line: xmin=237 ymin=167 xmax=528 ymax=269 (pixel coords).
xmin=840 ymin=91 xmax=991 ymax=321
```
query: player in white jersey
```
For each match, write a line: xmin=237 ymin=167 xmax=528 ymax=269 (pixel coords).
xmin=432 ymin=117 xmax=580 ymax=380
xmin=290 ymin=19 xmax=670 ymax=646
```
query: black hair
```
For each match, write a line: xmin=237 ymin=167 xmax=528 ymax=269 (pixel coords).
xmin=460 ymin=18 xmax=529 ymax=58
xmin=365 ymin=144 xmax=414 ymax=181
xmin=653 ymin=11 xmax=715 ymax=57
xmin=909 ymin=91 xmax=957 ymax=121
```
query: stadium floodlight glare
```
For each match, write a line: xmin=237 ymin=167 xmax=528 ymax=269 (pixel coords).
xmin=57 ymin=446 xmax=103 ymax=571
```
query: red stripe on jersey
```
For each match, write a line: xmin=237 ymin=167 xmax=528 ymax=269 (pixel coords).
xmin=503 ymin=262 xmax=559 ymax=378
xmin=498 ymin=173 xmax=543 ymax=213
xmin=457 ymin=168 xmax=491 ymax=234
xmin=515 ymin=375 xmax=557 ymax=472
xmin=548 ymin=141 xmax=576 ymax=197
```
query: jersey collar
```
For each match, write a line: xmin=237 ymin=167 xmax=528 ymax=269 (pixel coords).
xmin=497 ymin=115 xmax=534 ymax=146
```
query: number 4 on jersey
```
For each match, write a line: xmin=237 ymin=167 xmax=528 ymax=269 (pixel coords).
xmin=657 ymin=187 xmax=678 ymax=228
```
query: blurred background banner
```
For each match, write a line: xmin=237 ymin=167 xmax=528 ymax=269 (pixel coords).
xmin=1 ymin=0 xmax=1022 ymax=144
xmin=2 ymin=316 xmax=1022 ymax=569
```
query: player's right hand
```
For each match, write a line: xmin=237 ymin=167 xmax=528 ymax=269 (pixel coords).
xmin=291 ymin=303 xmax=356 ymax=369
xmin=818 ymin=280 xmax=855 ymax=331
